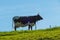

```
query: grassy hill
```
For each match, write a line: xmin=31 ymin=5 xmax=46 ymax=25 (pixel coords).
xmin=0 ymin=27 xmax=60 ymax=40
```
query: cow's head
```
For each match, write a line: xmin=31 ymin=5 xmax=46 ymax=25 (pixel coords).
xmin=36 ymin=14 xmax=43 ymax=21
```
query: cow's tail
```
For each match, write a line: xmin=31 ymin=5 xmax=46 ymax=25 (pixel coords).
xmin=12 ymin=19 xmax=14 ymax=30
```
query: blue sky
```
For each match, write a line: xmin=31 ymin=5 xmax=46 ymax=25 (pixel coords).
xmin=0 ymin=0 xmax=60 ymax=31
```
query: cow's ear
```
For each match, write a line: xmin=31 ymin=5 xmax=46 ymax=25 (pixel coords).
xmin=37 ymin=13 xmax=40 ymax=15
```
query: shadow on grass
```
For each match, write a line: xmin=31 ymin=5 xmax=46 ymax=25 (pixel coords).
xmin=38 ymin=37 xmax=54 ymax=40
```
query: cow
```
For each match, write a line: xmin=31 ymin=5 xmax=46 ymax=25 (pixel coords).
xmin=12 ymin=14 xmax=43 ymax=31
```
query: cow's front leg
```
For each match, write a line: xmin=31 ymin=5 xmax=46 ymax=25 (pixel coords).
xmin=28 ymin=25 xmax=30 ymax=30
xmin=30 ymin=26 xmax=32 ymax=30
xmin=28 ymin=25 xmax=32 ymax=30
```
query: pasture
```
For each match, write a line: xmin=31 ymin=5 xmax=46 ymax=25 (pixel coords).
xmin=0 ymin=26 xmax=60 ymax=40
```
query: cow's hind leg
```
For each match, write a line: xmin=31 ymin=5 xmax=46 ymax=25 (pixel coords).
xmin=14 ymin=26 xmax=16 ymax=31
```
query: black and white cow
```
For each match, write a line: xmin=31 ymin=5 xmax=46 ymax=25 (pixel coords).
xmin=12 ymin=14 xmax=43 ymax=31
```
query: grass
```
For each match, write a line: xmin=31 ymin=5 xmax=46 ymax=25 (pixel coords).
xmin=0 ymin=26 xmax=60 ymax=40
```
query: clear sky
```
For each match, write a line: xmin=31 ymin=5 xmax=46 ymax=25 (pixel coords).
xmin=0 ymin=0 xmax=60 ymax=31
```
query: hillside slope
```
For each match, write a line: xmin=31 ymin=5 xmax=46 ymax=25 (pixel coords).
xmin=0 ymin=27 xmax=60 ymax=40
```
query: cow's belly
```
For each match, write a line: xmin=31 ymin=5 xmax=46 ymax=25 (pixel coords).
xmin=15 ymin=22 xmax=27 ymax=27
xmin=15 ymin=22 xmax=35 ymax=28
xmin=28 ymin=22 xmax=35 ymax=26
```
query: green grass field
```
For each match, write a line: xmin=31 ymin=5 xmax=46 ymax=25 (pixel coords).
xmin=0 ymin=26 xmax=60 ymax=40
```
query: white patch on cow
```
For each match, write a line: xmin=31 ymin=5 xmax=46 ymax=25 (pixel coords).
xmin=28 ymin=22 xmax=35 ymax=26
xmin=15 ymin=22 xmax=27 ymax=27
xmin=15 ymin=22 xmax=35 ymax=28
